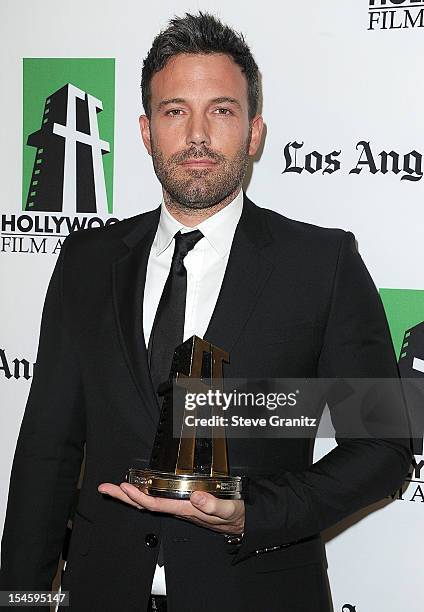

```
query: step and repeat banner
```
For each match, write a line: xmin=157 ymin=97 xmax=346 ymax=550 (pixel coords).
xmin=1 ymin=1 xmax=423 ymax=610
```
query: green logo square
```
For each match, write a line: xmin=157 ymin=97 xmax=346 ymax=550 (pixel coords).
xmin=22 ymin=58 xmax=115 ymax=214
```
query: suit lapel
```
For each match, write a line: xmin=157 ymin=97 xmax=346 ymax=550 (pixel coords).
xmin=204 ymin=194 xmax=274 ymax=355
xmin=112 ymin=206 xmax=161 ymax=428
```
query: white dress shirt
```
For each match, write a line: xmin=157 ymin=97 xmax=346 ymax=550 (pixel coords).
xmin=143 ymin=188 xmax=244 ymax=596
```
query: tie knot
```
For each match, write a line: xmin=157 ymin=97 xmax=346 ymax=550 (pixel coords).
xmin=172 ymin=229 xmax=204 ymax=263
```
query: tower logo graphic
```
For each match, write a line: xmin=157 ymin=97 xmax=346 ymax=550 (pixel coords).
xmin=26 ymin=84 xmax=110 ymax=214
xmin=22 ymin=58 xmax=115 ymax=216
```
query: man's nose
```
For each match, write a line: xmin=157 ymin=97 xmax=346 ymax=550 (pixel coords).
xmin=185 ymin=113 xmax=211 ymax=147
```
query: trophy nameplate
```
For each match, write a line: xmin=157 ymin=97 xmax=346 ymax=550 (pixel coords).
xmin=126 ymin=335 xmax=244 ymax=499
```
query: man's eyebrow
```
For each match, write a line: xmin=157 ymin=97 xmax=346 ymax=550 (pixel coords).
xmin=156 ymin=96 xmax=242 ymax=111
xmin=156 ymin=98 xmax=187 ymax=111
xmin=210 ymin=97 xmax=242 ymax=109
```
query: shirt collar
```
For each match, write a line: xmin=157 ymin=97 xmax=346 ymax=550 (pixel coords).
xmin=154 ymin=189 xmax=244 ymax=259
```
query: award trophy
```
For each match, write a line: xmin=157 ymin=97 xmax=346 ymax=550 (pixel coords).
xmin=126 ymin=335 xmax=244 ymax=500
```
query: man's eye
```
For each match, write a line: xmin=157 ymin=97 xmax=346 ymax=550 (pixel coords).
xmin=214 ymin=108 xmax=232 ymax=115
xmin=166 ymin=109 xmax=184 ymax=116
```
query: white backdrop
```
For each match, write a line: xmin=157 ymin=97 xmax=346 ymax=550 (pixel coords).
xmin=1 ymin=1 xmax=423 ymax=610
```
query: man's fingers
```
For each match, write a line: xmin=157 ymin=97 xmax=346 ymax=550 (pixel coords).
xmin=190 ymin=492 xmax=236 ymax=520
xmin=98 ymin=483 xmax=143 ymax=510
xmin=118 ymin=484 xmax=227 ymax=522
xmin=98 ymin=483 xmax=243 ymax=530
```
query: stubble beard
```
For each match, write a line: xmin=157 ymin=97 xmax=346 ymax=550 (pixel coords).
xmin=150 ymin=132 xmax=251 ymax=211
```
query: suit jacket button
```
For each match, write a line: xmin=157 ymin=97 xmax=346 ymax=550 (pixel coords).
xmin=145 ymin=533 xmax=159 ymax=548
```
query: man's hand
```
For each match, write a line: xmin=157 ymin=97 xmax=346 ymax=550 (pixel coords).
xmin=97 ymin=482 xmax=244 ymax=535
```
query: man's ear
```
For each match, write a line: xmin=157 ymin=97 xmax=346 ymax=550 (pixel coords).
xmin=248 ymin=114 xmax=264 ymax=156
xmin=139 ymin=114 xmax=152 ymax=156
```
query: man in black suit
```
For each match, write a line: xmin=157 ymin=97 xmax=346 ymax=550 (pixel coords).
xmin=0 ymin=11 xmax=412 ymax=612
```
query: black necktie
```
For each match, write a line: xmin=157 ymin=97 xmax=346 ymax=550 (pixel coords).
xmin=147 ymin=228 xmax=203 ymax=568
xmin=148 ymin=228 xmax=204 ymax=399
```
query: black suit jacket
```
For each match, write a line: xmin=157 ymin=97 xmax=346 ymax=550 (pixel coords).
xmin=0 ymin=193 xmax=412 ymax=611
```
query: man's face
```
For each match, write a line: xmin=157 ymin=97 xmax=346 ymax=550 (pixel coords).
xmin=139 ymin=53 xmax=263 ymax=209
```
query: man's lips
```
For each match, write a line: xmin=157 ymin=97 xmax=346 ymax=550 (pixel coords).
xmin=180 ymin=159 xmax=218 ymax=168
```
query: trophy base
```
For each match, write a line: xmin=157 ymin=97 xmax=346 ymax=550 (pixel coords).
xmin=126 ymin=468 xmax=243 ymax=500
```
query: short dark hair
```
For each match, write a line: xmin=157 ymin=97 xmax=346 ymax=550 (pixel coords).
xmin=141 ymin=11 xmax=260 ymax=120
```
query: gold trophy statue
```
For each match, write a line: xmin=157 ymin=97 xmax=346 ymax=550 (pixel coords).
xmin=126 ymin=335 xmax=244 ymax=500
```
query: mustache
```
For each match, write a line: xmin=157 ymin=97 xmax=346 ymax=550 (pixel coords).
xmin=170 ymin=146 xmax=225 ymax=165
